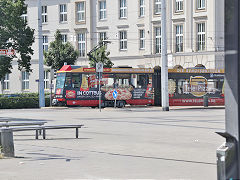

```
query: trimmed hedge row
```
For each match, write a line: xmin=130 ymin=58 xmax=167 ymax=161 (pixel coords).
xmin=0 ymin=97 xmax=50 ymax=109
xmin=0 ymin=93 xmax=50 ymax=98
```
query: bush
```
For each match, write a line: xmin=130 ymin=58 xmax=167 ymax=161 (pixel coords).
xmin=0 ymin=97 xmax=50 ymax=109
xmin=0 ymin=93 xmax=51 ymax=98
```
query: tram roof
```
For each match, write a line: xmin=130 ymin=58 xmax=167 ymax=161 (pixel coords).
xmin=168 ymin=69 xmax=224 ymax=73
xmin=57 ymin=65 xmax=154 ymax=73
xmin=57 ymin=65 xmax=224 ymax=74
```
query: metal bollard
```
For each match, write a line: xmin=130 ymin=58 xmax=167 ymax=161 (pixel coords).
xmin=0 ymin=129 xmax=15 ymax=157
xmin=216 ymin=132 xmax=239 ymax=180
xmin=217 ymin=143 xmax=228 ymax=180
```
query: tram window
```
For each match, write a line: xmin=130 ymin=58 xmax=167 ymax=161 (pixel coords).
xmin=177 ymin=79 xmax=188 ymax=94
xmin=131 ymin=74 xmax=137 ymax=88
xmin=100 ymin=74 xmax=114 ymax=91
xmin=207 ymin=79 xmax=217 ymax=93
xmin=72 ymin=73 xmax=81 ymax=88
xmin=218 ymin=79 xmax=224 ymax=89
xmin=115 ymin=74 xmax=131 ymax=88
xmin=104 ymin=74 xmax=114 ymax=88
xmin=80 ymin=74 xmax=89 ymax=90
xmin=106 ymin=77 xmax=114 ymax=87
xmin=89 ymin=74 xmax=97 ymax=88
xmin=137 ymin=74 xmax=149 ymax=88
xmin=117 ymin=79 xmax=130 ymax=87
xmin=65 ymin=74 xmax=72 ymax=88
xmin=168 ymin=79 xmax=177 ymax=94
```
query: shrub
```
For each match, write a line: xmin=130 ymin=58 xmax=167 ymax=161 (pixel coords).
xmin=0 ymin=93 xmax=50 ymax=98
xmin=0 ymin=97 xmax=50 ymax=109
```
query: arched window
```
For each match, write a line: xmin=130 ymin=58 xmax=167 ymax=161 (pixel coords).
xmin=195 ymin=64 xmax=206 ymax=69
xmin=173 ymin=65 xmax=183 ymax=69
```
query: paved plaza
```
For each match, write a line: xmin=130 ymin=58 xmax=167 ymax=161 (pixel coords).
xmin=0 ymin=106 xmax=225 ymax=180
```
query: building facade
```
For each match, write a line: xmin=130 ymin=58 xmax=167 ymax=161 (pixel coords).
xmin=1 ymin=0 xmax=224 ymax=94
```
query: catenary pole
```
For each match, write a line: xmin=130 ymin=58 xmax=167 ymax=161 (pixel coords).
xmin=37 ymin=0 xmax=45 ymax=107
xmin=216 ymin=0 xmax=240 ymax=179
xmin=161 ymin=0 xmax=169 ymax=111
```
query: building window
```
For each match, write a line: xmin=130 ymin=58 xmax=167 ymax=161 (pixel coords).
xmin=76 ymin=2 xmax=85 ymax=22
xmin=119 ymin=31 xmax=127 ymax=50
xmin=99 ymin=32 xmax=107 ymax=42
xmin=154 ymin=27 xmax=161 ymax=54
xmin=21 ymin=13 xmax=27 ymax=23
xmin=99 ymin=1 xmax=106 ymax=20
xmin=175 ymin=0 xmax=183 ymax=12
xmin=139 ymin=0 xmax=145 ymax=17
xmin=120 ymin=0 xmax=127 ymax=18
xmin=21 ymin=14 xmax=28 ymax=23
xmin=197 ymin=0 xmax=205 ymax=10
xmin=61 ymin=34 xmax=67 ymax=43
xmin=176 ymin=25 xmax=183 ymax=52
xmin=154 ymin=0 xmax=161 ymax=15
xmin=42 ymin=6 xmax=47 ymax=23
xmin=44 ymin=70 xmax=50 ymax=90
xmin=22 ymin=71 xmax=29 ymax=90
xmin=139 ymin=29 xmax=145 ymax=50
xmin=43 ymin=36 xmax=48 ymax=52
xmin=197 ymin=23 xmax=206 ymax=51
xmin=3 ymin=74 xmax=9 ymax=90
xmin=60 ymin=4 xmax=67 ymax=22
xmin=21 ymin=5 xmax=28 ymax=23
xmin=78 ymin=33 xmax=86 ymax=57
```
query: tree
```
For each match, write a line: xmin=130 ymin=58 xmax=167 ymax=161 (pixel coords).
xmin=44 ymin=30 xmax=79 ymax=71
xmin=0 ymin=0 xmax=35 ymax=80
xmin=88 ymin=42 xmax=114 ymax=68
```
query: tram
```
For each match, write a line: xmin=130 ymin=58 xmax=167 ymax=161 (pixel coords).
xmin=53 ymin=65 xmax=224 ymax=107
xmin=168 ymin=68 xmax=224 ymax=106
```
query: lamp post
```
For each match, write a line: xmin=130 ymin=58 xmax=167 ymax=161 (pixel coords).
xmin=216 ymin=0 xmax=240 ymax=179
xmin=161 ymin=0 xmax=169 ymax=111
xmin=37 ymin=0 xmax=45 ymax=107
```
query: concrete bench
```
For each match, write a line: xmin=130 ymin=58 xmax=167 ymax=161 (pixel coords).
xmin=0 ymin=124 xmax=84 ymax=157
xmin=0 ymin=122 xmax=47 ymax=141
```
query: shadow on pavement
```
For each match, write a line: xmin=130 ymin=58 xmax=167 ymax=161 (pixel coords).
xmin=90 ymin=150 xmax=216 ymax=166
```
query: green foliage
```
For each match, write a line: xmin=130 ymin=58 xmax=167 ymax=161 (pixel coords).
xmin=0 ymin=93 xmax=39 ymax=97
xmin=88 ymin=42 xmax=114 ymax=68
xmin=0 ymin=93 xmax=50 ymax=108
xmin=0 ymin=56 xmax=12 ymax=80
xmin=0 ymin=97 xmax=50 ymax=109
xmin=0 ymin=0 xmax=35 ymax=79
xmin=44 ymin=30 xmax=79 ymax=71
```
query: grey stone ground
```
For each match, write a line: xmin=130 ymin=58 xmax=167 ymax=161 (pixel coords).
xmin=0 ymin=106 xmax=225 ymax=180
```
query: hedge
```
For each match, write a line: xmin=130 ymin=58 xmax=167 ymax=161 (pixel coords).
xmin=0 ymin=97 xmax=50 ymax=109
xmin=0 ymin=93 xmax=51 ymax=98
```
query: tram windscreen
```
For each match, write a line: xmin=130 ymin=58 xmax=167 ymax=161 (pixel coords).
xmin=56 ymin=73 xmax=66 ymax=89
xmin=72 ymin=73 xmax=81 ymax=88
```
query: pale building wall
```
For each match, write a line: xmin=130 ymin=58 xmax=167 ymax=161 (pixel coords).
xmin=0 ymin=0 xmax=225 ymax=94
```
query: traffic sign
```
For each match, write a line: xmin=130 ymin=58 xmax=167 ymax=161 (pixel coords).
xmin=96 ymin=63 xmax=103 ymax=72
xmin=113 ymin=89 xmax=118 ymax=99
xmin=0 ymin=49 xmax=15 ymax=56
